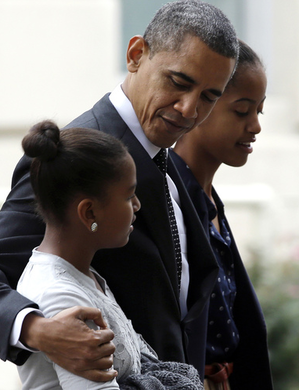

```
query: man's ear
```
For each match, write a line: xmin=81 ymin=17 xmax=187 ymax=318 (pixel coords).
xmin=77 ymin=198 xmax=99 ymax=232
xmin=126 ymin=35 xmax=149 ymax=72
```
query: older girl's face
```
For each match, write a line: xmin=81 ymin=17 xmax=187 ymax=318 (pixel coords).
xmin=192 ymin=64 xmax=267 ymax=167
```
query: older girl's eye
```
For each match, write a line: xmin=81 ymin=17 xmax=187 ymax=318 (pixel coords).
xmin=128 ymin=193 xmax=136 ymax=201
xmin=235 ymin=111 xmax=248 ymax=117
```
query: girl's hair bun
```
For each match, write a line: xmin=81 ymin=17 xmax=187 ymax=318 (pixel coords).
xmin=22 ymin=120 xmax=60 ymax=161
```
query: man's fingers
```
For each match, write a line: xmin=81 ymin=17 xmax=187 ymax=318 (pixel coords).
xmin=75 ymin=368 xmax=118 ymax=383
xmin=97 ymin=337 xmax=115 ymax=358
xmin=75 ymin=306 xmax=108 ymax=329
xmin=84 ymin=369 xmax=118 ymax=383
xmin=93 ymin=328 xmax=115 ymax=349
xmin=78 ymin=340 xmax=115 ymax=362
xmin=41 ymin=306 xmax=117 ymax=382
xmin=49 ymin=353 xmax=118 ymax=382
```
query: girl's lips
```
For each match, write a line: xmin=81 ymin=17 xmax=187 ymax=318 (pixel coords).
xmin=237 ymin=142 xmax=253 ymax=153
xmin=129 ymin=215 xmax=136 ymax=232
xmin=129 ymin=216 xmax=136 ymax=234
xmin=237 ymin=136 xmax=256 ymax=153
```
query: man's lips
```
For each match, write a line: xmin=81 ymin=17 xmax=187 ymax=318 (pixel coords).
xmin=162 ymin=117 xmax=193 ymax=133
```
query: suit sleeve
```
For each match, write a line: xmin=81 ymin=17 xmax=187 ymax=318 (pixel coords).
xmin=0 ymin=155 xmax=44 ymax=363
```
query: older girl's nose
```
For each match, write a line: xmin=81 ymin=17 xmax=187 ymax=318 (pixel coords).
xmin=250 ymin=115 xmax=262 ymax=134
xmin=134 ymin=195 xmax=141 ymax=212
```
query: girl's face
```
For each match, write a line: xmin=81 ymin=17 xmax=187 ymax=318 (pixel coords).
xmin=95 ymin=153 xmax=141 ymax=248
xmin=190 ymin=64 xmax=267 ymax=168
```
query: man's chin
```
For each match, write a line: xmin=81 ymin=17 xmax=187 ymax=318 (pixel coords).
xmin=145 ymin=129 xmax=186 ymax=149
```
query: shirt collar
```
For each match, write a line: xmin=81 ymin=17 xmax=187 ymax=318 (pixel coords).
xmin=109 ymin=84 xmax=161 ymax=159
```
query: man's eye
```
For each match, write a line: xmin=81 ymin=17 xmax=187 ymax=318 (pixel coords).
xmin=171 ymin=78 xmax=188 ymax=90
xmin=203 ymin=94 xmax=217 ymax=103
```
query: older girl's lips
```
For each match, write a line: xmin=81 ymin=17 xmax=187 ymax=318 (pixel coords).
xmin=237 ymin=141 xmax=254 ymax=153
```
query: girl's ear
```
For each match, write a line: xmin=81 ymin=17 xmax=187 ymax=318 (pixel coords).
xmin=126 ymin=35 xmax=149 ymax=73
xmin=77 ymin=198 xmax=99 ymax=233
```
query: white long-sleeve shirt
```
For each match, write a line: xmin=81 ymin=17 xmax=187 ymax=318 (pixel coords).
xmin=17 ymin=249 xmax=156 ymax=390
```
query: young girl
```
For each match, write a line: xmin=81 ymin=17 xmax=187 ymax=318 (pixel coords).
xmin=17 ymin=121 xmax=202 ymax=389
xmin=171 ymin=40 xmax=273 ymax=390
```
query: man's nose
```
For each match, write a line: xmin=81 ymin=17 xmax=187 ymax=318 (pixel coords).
xmin=173 ymin=94 xmax=198 ymax=119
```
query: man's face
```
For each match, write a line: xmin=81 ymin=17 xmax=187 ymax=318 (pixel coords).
xmin=126 ymin=35 xmax=236 ymax=148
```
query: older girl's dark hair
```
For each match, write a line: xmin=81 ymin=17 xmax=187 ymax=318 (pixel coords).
xmin=22 ymin=120 xmax=128 ymax=223
xmin=228 ymin=39 xmax=264 ymax=88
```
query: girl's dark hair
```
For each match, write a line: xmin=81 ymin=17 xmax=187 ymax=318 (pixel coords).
xmin=237 ymin=39 xmax=263 ymax=67
xmin=22 ymin=120 xmax=128 ymax=223
xmin=228 ymin=39 xmax=264 ymax=88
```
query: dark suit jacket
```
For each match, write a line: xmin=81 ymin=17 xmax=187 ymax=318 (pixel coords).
xmin=0 ymin=94 xmax=218 ymax=378
xmin=170 ymin=149 xmax=273 ymax=389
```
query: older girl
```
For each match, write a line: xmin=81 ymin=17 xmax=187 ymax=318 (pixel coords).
xmin=172 ymin=40 xmax=273 ymax=390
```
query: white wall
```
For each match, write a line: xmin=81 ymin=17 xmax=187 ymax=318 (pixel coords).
xmin=0 ymin=0 xmax=121 ymax=131
xmin=0 ymin=0 xmax=121 ymax=202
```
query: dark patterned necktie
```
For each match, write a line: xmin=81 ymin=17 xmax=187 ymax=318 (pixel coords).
xmin=154 ymin=148 xmax=182 ymax=291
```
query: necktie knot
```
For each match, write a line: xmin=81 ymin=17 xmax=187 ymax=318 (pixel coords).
xmin=153 ymin=148 xmax=167 ymax=175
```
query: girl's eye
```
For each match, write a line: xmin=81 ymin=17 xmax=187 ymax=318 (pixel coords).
xmin=235 ymin=111 xmax=248 ymax=117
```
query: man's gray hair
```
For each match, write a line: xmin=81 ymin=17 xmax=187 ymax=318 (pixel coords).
xmin=143 ymin=0 xmax=239 ymax=59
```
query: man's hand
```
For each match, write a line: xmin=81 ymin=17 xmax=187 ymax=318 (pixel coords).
xmin=20 ymin=306 xmax=117 ymax=382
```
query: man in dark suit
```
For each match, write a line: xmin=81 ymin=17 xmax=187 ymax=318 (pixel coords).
xmin=0 ymin=0 xmax=238 ymax=383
